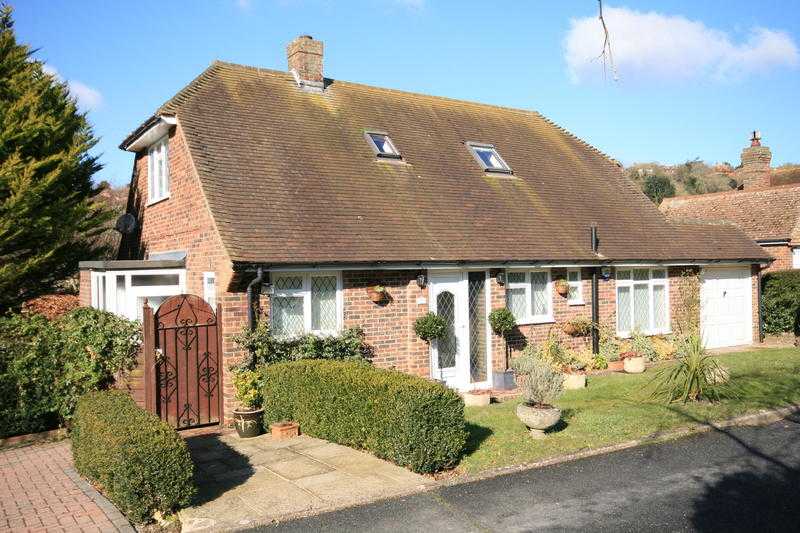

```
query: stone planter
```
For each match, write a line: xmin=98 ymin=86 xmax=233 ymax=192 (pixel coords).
xmin=563 ymin=373 xmax=587 ymax=390
xmin=623 ymin=356 xmax=646 ymax=374
xmin=516 ymin=403 xmax=561 ymax=439
xmin=233 ymin=408 xmax=264 ymax=438
xmin=462 ymin=391 xmax=491 ymax=407
xmin=270 ymin=421 xmax=300 ymax=440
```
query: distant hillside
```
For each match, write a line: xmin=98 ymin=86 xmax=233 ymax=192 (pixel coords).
xmin=626 ymin=160 xmax=800 ymax=204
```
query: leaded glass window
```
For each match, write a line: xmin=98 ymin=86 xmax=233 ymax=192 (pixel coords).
xmin=505 ymin=269 xmax=552 ymax=323
xmin=436 ymin=291 xmax=457 ymax=369
xmin=567 ymin=269 xmax=583 ymax=304
xmin=616 ymin=268 xmax=669 ymax=336
xmin=531 ymin=271 xmax=548 ymax=316
xmin=271 ymin=272 xmax=341 ymax=337
xmin=311 ymin=276 xmax=337 ymax=331
xmin=468 ymin=272 xmax=487 ymax=383
xmin=272 ymin=296 xmax=304 ymax=337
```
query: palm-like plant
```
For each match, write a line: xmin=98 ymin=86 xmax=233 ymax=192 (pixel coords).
xmin=650 ymin=334 xmax=731 ymax=403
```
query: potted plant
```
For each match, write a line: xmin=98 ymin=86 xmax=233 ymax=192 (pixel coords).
xmin=562 ymin=317 xmax=592 ymax=337
xmin=413 ymin=312 xmax=448 ymax=343
xmin=562 ymin=361 xmax=587 ymax=389
xmin=511 ymin=351 xmax=564 ymax=438
xmin=554 ymin=278 xmax=570 ymax=297
xmin=232 ymin=370 xmax=264 ymax=438
xmin=488 ymin=308 xmax=518 ymax=389
xmin=366 ymin=285 xmax=387 ymax=303
xmin=620 ymin=351 xmax=646 ymax=374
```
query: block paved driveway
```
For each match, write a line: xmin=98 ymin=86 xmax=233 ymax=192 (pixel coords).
xmin=0 ymin=440 xmax=133 ymax=533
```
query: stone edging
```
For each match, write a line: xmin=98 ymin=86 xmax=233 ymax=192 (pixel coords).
xmin=441 ymin=403 xmax=800 ymax=487
xmin=0 ymin=427 xmax=67 ymax=449
xmin=64 ymin=466 xmax=136 ymax=532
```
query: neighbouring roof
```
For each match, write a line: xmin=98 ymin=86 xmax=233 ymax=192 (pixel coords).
xmin=661 ymin=184 xmax=800 ymax=243
xmin=124 ymin=61 xmax=769 ymax=265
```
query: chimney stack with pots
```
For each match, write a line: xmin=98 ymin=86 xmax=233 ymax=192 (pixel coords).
xmin=287 ymin=35 xmax=324 ymax=89
xmin=736 ymin=131 xmax=772 ymax=190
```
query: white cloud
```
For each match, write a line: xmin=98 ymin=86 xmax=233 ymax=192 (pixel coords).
xmin=564 ymin=6 xmax=799 ymax=83
xmin=42 ymin=64 xmax=103 ymax=110
xmin=235 ymin=0 xmax=251 ymax=10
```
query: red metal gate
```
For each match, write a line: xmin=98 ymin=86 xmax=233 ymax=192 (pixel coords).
xmin=143 ymin=294 xmax=222 ymax=430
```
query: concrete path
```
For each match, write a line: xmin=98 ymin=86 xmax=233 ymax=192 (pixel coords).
xmin=264 ymin=416 xmax=800 ymax=532
xmin=180 ymin=432 xmax=434 ymax=531
xmin=0 ymin=440 xmax=134 ymax=532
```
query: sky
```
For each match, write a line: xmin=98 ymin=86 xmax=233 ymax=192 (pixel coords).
xmin=16 ymin=0 xmax=800 ymax=186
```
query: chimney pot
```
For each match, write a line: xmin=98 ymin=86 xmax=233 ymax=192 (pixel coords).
xmin=287 ymin=35 xmax=324 ymax=85
xmin=736 ymin=131 xmax=772 ymax=190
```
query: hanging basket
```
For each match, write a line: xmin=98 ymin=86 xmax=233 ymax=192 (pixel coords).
xmin=366 ymin=286 xmax=387 ymax=303
xmin=555 ymin=279 xmax=570 ymax=297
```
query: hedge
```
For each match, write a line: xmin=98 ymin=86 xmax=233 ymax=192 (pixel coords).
xmin=71 ymin=391 xmax=196 ymax=523
xmin=261 ymin=360 xmax=467 ymax=473
xmin=762 ymin=270 xmax=800 ymax=334
xmin=0 ymin=308 xmax=140 ymax=438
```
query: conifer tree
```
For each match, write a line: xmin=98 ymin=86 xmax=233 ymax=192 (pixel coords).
xmin=0 ymin=5 xmax=111 ymax=312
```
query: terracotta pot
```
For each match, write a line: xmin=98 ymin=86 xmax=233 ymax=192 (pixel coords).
xmin=607 ymin=360 xmax=624 ymax=372
xmin=462 ymin=391 xmax=492 ymax=407
xmin=563 ymin=373 xmax=587 ymax=390
xmin=366 ymin=287 xmax=386 ymax=303
xmin=270 ymin=421 xmax=300 ymax=440
xmin=555 ymin=281 xmax=570 ymax=297
xmin=623 ymin=356 xmax=646 ymax=374
xmin=233 ymin=408 xmax=264 ymax=438
xmin=562 ymin=323 xmax=579 ymax=336
xmin=516 ymin=403 xmax=561 ymax=439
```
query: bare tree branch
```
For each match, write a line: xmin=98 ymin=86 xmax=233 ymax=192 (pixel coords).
xmin=593 ymin=0 xmax=619 ymax=82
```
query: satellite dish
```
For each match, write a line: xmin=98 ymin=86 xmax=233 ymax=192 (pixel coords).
xmin=115 ymin=213 xmax=138 ymax=235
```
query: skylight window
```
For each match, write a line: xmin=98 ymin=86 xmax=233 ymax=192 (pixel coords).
xmin=365 ymin=131 xmax=401 ymax=159
xmin=467 ymin=142 xmax=512 ymax=173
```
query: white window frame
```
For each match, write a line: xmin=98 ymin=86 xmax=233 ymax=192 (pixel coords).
xmin=615 ymin=267 xmax=670 ymax=337
xmin=203 ymin=272 xmax=217 ymax=309
xmin=90 ymin=268 xmax=186 ymax=320
xmin=466 ymin=142 xmax=513 ymax=174
xmin=271 ymin=271 xmax=343 ymax=336
xmin=506 ymin=268 xmax=553 ymax=324
xmin=147 ymin=135 xmax=170 ymax=205
xmin=567 ymin=269 xmax=584 ymax=305
xmin=792 ymin=247 xmax=800 ymax=269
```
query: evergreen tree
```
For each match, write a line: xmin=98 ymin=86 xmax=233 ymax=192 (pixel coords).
xmin=0 ymin=5 xmax=111 ymax=312
xmin=642 ymin=173 xmax=676 ymax=205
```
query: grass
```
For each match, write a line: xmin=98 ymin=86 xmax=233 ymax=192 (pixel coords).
xmin=458 ymin=347 xmax=800 ymax=474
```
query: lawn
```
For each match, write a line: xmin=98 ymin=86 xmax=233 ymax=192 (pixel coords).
xmin=458 ymin=347 xmax=800 ymax=474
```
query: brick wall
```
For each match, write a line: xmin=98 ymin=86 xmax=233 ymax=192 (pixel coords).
xmin=78 ymin=270 xmax=91 ymax=306
xmin=761 ymin=244 xmax=792 ymax=273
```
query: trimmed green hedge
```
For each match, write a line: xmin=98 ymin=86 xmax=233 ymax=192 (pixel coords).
xmin=762 ymin=271 xmax=800 ymax=334
xmin=261 ymin=360 xmax=467 ymax=473
xmin=71 ymin=391 xmax=196 ymax=523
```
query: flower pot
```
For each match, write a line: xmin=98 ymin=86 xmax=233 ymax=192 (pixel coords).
xmin=516 ymin=403 xmax=561 ymax=439
xmin=555 ymin=281 xmax=570 ymax=297
xmin=607 ymin=360 xmax=624 ymax=372
xmin=270 ymin=421 xmax=300 ymax=440
xmin=563 ymin=373 xmax=587 ymax=390
xmin=366 ymin=287 xmax=386 ymax=303
xmin=562 ymin=323 xmax=579 ymax=336
xmin=462 ymin=391 xmax=491 ymax=407
xmin=623 ymin=356 xmax=646 ymax=374
xmin=233 ymin=408 xmax=264 ymax=438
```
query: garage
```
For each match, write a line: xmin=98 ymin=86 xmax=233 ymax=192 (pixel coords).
xmin=700 ymin=266 xmax=753 ymax=349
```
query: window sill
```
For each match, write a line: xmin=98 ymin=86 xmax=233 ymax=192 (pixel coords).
xmin=146 ymin=194 xmax=170 ymax=207
xmin=616 ymin=329 xmax=672 ymax=339
xmin=567 ymin=300 xmax=585 ymax=306
xmin=515 ymin=316 xmax=555 ymax=326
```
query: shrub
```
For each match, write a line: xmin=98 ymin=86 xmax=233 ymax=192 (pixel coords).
xmin=652 ymin=336 xmax=677 ymax=360
xmin=592 ymin=353 xmax=608 ymax=370
xmin=71 ymin=391 xmax=195 ymax=523
xmin=649 ymin=334 xmax=730 ymax=403
xmin=511 ymin=350 xmax=564 ymax=407
xmin=0 ymin=308 xmax=140 ymax=438
xmin=597 ymin=322 xmax=621 ymax=362
xmin=413 ymin=312 xmax=448 ymax=342
xmin=488 ymin=308 xmax=516 ymax=336
xmin=762 ymin=270 xmax=800 ymax=334
xmin=261 ymin=360 xmax=467 ymax=473
xmin=232 ymin=369 xmax=262 ymax=409
xmin=630 ymin=330 xmax=659 ymax=362
xmin=234 ymin=319 xmax=370 ymax=370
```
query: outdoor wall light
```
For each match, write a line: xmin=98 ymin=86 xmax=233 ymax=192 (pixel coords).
xmin=600 ymin=266 xmax=612 ymax=281
xmin=496 ymin=271 xmax=506 ymax=285
xmin=416 ymin=273 xmax=426 ymax=288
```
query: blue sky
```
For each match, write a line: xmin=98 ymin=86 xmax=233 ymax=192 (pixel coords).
xmin=17 ymin=0 xmax=800 ymax=186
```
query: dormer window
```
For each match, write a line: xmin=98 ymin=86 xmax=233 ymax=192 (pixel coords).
xmin=365 ymin=131 xmax=401 ymax=159
xmin=147 ymin=136 xmax=170 ymax=204
xmin=467 ymin=142 xmax=512 ymax=173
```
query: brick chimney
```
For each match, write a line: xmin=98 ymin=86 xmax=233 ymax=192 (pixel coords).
xmin=736 ymin=131 xmax=772 ymax=190
xmin=287 ymin=35 xmax=323 ymax=87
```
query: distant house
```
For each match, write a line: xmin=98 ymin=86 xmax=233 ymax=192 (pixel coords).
xmin=662 ymin=134 xmax=800 ymax=272
xmin=80 ymin=36 xmax=769 ymax=424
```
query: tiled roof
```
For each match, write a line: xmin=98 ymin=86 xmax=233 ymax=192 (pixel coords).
xmin=130 ymin=61 xmax=769 ymax=265
xmin=661 ymin=184 xmax=800 ymax=243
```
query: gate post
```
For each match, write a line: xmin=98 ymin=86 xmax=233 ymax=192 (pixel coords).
xmin=216 ymin=302 xmax=224 ymax=425
xmin=142 ymin=302 xmax=156 ymax=414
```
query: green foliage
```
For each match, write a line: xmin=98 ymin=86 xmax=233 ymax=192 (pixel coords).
xmin=564 ymin=317 xmax=593 ymax=336
xmin=489 ymin=308 xmax=517 ymax=336
xmin=0 ymin=7 xmax=113 ymax=312
xmin=0 ymin=308 xmax=140 ymax=438
xmin=71 ymin=391 xmax=195 ymax=524
xmin=592 ymin=353 xmax=608 ymax=370
xmin=630 ymin=330 xmax=659 ymax=362
xmin=761 ymin=270 xmax=800 ymax=334
xmin=261 ymin=360 xmax=467 ymax=473
xmin=232 ymin=369 xmax=262 ymax=409
xmin=642 ymin=173 xmax=676 ymax=204
xmin=511 ymin=350 xmax=564 ymax=406
xmin=597 ymin=322 xmax=622 ymax=362
xmin=649 ymin=334 xmax=730 ymax=403
xmin=413 ymin=312 xmax=447 ymax=342
xmin=233 ymin=319 xmax=370 ymax=370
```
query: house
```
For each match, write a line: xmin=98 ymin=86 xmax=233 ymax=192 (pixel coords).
xmin=79 ymin=36 xmax=770 ymax=423
xmin=662 ymin=133 xmax=800 ymax=272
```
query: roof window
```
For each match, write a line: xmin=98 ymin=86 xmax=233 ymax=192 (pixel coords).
xmin=365 ymin=131 xmax=401 ymax=159
xmin=467 ymin=142 xmax=512 ymax=173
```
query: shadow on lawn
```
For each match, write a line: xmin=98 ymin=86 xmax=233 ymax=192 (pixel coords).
xmin=463 ymin=422 xmax=493 ymax=457
xmin=184 ymin=434 xmax=256 ymax=506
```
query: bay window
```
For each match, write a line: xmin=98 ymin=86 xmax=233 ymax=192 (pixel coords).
xmin=271 ymin=272 xmax=342 ymax=337
xmin=616 ymin=268 xmax=669 ymax=336
xmin=506 ymin=269 xmax=553 ymax=323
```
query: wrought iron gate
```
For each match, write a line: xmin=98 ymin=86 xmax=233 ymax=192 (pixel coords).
xmin=143 ymin=294 xmax=222 ymax=429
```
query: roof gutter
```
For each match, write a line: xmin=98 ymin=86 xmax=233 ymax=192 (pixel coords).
xmin=119 ymin=115 xmax=177 ymax=152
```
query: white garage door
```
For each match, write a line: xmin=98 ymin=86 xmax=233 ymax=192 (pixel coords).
xmin=700 ymin=267 xmax=753 ymax=349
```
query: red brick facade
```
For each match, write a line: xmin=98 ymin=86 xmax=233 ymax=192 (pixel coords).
xmin=761 ymin=244 xmax=793 ymax=273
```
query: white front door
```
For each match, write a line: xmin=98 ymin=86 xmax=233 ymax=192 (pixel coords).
xmin=700 ymin=267 xmax=753 ymax=349
xmin=429 ymin=272 xmax=468 ymax=388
